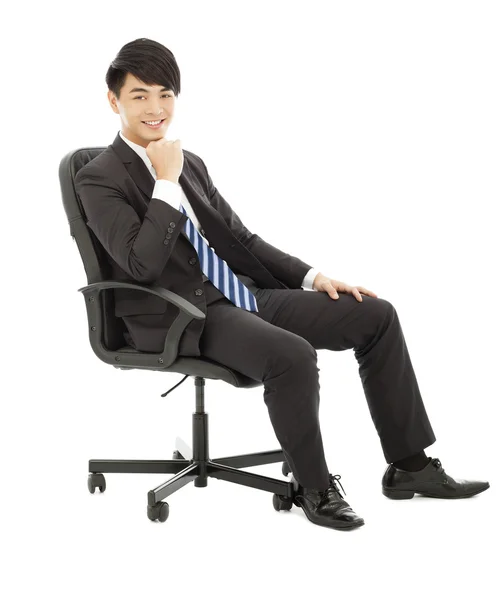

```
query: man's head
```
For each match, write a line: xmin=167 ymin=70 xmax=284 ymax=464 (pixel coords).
xmin=106 ymin=38 xmax=181 ymax=148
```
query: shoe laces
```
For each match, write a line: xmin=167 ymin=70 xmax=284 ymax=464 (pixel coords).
xmin=294 ymin=473 xmax=347 ymax=504
xmin=431 ymin=458 xmax=445 ymax=475
xmin=321 ymin=473 xmax=346 ymax=499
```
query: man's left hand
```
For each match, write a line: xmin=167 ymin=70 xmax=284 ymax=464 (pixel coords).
xmin=312 ymin=273 xmax=378 ymax=302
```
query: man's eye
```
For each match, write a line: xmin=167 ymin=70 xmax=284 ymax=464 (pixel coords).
xmin=134 ymin=94 xmax=172 ymax=100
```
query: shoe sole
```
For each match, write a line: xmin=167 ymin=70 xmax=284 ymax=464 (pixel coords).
xmin=382 ymin=482 xmax=490 ymax=500
xmin=293 ymin=498 xmax=365 ymax=530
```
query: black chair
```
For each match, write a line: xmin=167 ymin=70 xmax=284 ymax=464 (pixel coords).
xmin=59 ymin=146 xmax=295 ymax=523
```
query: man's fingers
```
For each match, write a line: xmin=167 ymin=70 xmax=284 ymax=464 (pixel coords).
xmin=351 ymin=287 xmax=363 ymax=302
xmin=357 ymin=286 xmax=378 ymax=298
xmin=325 ymin=282 xmax=378 ymax=303
xmin=325 ymin=283 xmax=339 ymax=299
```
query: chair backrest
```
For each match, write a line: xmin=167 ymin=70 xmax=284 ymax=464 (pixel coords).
xmin=59 ymin=146 xmax=264 ymax=389
xmin=59 ymin=147 xmax=126 ymax=351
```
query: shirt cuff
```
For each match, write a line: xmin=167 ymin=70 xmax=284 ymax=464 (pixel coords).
xmin=301 ymin=268 xmax=320 ymax=290
xmin=152 ymin=178 xmax=182 ymax=207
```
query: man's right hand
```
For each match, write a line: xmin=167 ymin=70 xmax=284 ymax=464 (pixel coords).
xmin=146 ymin=138 xmax=184 ymax=183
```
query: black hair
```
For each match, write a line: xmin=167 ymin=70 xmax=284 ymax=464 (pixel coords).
xmin=105 ymin=38 xmax=181 ymax=101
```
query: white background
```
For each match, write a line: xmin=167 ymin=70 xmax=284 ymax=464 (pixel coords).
xmin=2 ymin=1 xmax=499 ymax=598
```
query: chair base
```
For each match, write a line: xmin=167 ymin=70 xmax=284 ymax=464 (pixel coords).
xmin=87 ymin=376 xmax=295 ymax=522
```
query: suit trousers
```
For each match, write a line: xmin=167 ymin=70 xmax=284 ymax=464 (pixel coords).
xmin=196 ymin=277 xmax=437 ymax=490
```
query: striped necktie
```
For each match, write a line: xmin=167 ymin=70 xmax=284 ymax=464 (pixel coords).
xmin=179 ymin=202 xmax=258 ymax=312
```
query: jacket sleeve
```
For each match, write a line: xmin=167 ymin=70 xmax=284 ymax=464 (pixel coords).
xmin=302 ymin=267 xmax=321 ymax=290
xmin=199 ymin=158 xmax=314 ymax=289
xmin=74 ymin=164 xmax=188 ymax=284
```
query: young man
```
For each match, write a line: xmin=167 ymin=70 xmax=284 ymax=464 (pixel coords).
xmin=74 ymin=37 xmax=489 ymax=531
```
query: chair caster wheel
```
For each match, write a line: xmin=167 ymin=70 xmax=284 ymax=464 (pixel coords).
xmin=172 ymin=450 xmax=184 ymax=460
xmin=273 ymin=493 xmax=293 ymax=512
xmin=88 ymin=473 xmax=106 ymax=494
xmin=147 ymin=502 xmax=170 ymax=522
xmin=282 ymin=461 xmax=290 ymax=477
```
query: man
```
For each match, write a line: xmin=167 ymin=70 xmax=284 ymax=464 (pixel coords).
xmin=74 ymin=38 xmax=489 ymax=531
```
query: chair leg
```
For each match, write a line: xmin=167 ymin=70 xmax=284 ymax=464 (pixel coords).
xmin=147 ymin=462 xmax=200 ymax=506
xmin=212 ymin=449 xmax=285 ymax=469
xmin=89 ymin=459 xmax=191 ymax=474
xmin=207 ymin=460 xmax=293 ymax=496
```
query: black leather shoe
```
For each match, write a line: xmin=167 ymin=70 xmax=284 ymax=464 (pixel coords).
xmin=382 ymin=456 xmax=490 ymax=499
xmin=292 ymin=473 xmax=365 ymax=530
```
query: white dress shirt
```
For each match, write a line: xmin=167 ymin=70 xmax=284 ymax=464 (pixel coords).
xmin=119 ymin=130 xmax=320 ymax=290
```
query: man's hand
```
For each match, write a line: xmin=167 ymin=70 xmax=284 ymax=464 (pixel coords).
xmin=146 ymin=138 xmax=184 ymax=182
xmin=312 ymin=273 xmax=378 ymax=302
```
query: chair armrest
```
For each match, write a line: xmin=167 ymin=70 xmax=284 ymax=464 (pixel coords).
xmin=77 ymin=280 xmax=206 ymax=368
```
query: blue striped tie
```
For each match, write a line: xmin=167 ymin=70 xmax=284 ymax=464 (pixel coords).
xmin=179 ymin=203 xmax=258 ymax=312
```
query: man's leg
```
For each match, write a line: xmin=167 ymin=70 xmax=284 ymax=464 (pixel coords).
xmin=198 ymin=294 xmax=331 ymax=490
xmin=253 ymin=288 xmax=437 ymax=464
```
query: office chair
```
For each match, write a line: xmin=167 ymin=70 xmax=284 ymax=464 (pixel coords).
xmin=59 ymin=146 xmax=296 ymax=523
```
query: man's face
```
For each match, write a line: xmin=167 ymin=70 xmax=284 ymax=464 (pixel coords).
xmin=108 ymin=72 xmax=176 ymax=148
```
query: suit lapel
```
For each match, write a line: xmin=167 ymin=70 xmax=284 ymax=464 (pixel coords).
xmin=110 ymin=131 xmax=227 ymax=242
xmin=109 ymin=131 xmax=288 ymax=289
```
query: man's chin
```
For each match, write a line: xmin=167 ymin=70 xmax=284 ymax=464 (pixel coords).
xmin=142 ymin=129 xmax=166 ymax=140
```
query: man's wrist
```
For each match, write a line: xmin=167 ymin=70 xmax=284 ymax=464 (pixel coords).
xmin=312 ymin=271 xmax=323 ymax=287
xmin=157 ymin=174 xmax=179 ymax=184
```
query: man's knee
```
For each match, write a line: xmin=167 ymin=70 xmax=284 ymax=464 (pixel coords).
xmin=267 ymin=334 xmax=318 ymax=376
xmin=367 ymin=296 xmax=396 ymax=326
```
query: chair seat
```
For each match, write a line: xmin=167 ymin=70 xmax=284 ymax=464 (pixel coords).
xmin=117 ymin=345 xmax=261 ymax=388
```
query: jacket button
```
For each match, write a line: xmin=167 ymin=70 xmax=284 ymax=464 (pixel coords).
xmin=163 ymin=240 xmax=170 ymax=245
xmin=165 ymin=233 xmax=172 ymax=239
xmin=189 ymin=257 xmax=197 ymax=265
xmin=167 ymin=227 xmax=174 ymax=233
xmin=169 ymin=222 xmax=176 ymax=228
xmin=195 ymin=288 xmax=203 ymax=296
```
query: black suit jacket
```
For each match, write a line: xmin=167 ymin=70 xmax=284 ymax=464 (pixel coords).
xmin=74 ymin=131 xmax=314 ymax=355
